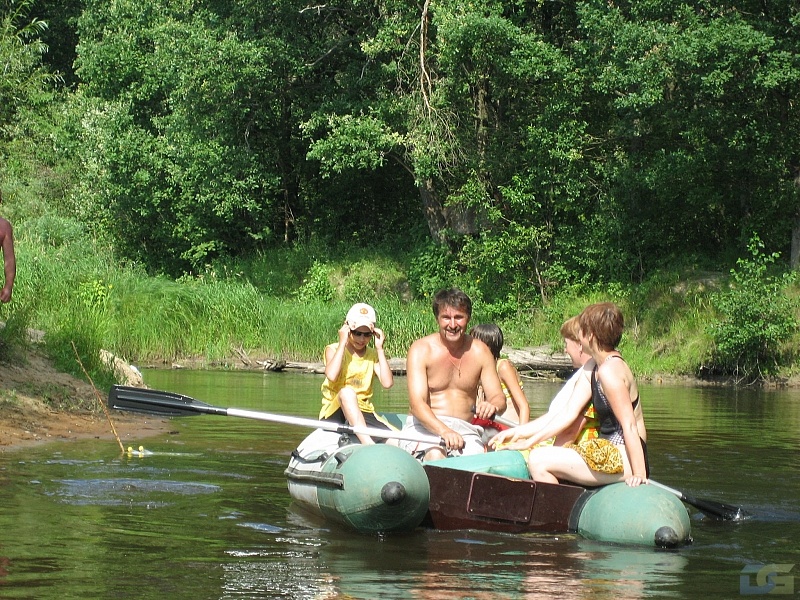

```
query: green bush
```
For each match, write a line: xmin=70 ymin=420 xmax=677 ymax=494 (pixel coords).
xmin=339 ymin=258 xmax=406 ymax=303
xmin=708 ymin=235 xmax=797 ymax=382
xmin=296 ymin=261 xmax=335 ymax=302
xmin=407 ymin=242 xmax=460 ymax=300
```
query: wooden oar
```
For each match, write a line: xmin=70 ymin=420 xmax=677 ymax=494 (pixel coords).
xmin=108 ymin=385 xmax=442 ymax=446
xmin=488 ymin=412 xmax=748 ymax=521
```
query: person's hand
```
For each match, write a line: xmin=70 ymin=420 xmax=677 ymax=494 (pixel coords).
xmin=474 ymin=400 xmax=497 ymax=420
xmin=0 ymin=286 xmax=10 ymax=303
xmin=337 ymin=322 xmax=350 ymax=345
xmin=626 ymin=474 xmax=647 ymax=487
xmin=440 ymin=428 xmax=465 ymax=451
xmin=373 ymin=327 xmax=386 ymax=349
xmin=502 ymin=437 xmax=536 ymax=451
xmin=488 ymin=427 xmax=528 ymax=450
xmin=488 ymin=428 xmax=515 ymax=448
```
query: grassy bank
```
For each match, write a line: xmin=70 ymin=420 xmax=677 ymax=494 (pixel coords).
xmin=2 ymin=211 xmax=798 ymax=389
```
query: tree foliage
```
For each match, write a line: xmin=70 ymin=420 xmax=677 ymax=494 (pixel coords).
xmin=3 ymin=0 xmax=800 ymax=306
xmin=0 ymin=0 xmax=59 ymax=141
xmin=708 ymin=235 xmax=797 ymax=382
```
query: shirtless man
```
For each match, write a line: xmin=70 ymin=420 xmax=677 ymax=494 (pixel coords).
xmin=400 ymin=288 xmax=507 ymax=461
xmin=0 ymin=208 xmax=15 ymax=303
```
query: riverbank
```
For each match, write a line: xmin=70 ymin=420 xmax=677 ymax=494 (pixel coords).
xmin=0 ymin=346 xmax=171 ymax=453
xmin=155 ymin=346 xmax=782 ymax=388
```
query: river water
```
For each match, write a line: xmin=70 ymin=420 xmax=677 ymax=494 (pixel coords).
xmin=0 ymin=369 xmax=798 ymax=599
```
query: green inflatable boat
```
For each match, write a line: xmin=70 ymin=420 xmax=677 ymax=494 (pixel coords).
xmin=285 ymin=428 xmax=431 ymax=533
xmin=286 ymin=427 xmax=691 ymax=547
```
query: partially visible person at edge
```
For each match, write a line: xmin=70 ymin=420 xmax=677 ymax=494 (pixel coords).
xmin=469 ymin=323 xmax=530 ymax=424
xmin=0 ymin=191 xmax=16 ymax=303
xmin=398 ymin=288 xmax=507 ymax=461
xmin=491 ymin=316 xmax=599 ymax=450
xmin=490 ymin=303 xmax=649 ymax=488
xmin=319 ymin=303 xmax=394 ymax=445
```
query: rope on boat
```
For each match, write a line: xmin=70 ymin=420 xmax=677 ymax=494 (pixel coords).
xmin=284 ymin=466 xmax=345 ymax=489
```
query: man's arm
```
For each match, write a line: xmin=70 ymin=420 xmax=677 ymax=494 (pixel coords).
xmin=406 ymin=340 xmax=445 ymax=433
xmin=0 ymin=219 xmax=15 ymax=303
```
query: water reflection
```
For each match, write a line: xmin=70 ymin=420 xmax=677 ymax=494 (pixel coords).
xmin=570 ymin=541 xmax=689 ymax=599
xmin=221 ymin=553 xmax=338 ymax=600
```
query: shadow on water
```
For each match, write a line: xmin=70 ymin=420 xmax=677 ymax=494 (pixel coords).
xmin=0 ymin=370 xmax=798 ymax=598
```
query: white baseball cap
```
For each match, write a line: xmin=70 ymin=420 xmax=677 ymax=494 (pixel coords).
xmin=346 ymin=303 xmax=376 ymax=331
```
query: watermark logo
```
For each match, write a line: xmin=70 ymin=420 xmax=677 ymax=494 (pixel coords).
xmin=740 ymin=563 xmax=794 ymax=595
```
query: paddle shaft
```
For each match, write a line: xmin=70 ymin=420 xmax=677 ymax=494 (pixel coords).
xmin=225 ymin=407 xmax=442 ymax=445
xmin=108 ymin=385 xmax=442 ymax=446
xmin=647 ymin=479 xmax=746 ymax=521
xmin=647 ymin=479 xmax=686 ymax=498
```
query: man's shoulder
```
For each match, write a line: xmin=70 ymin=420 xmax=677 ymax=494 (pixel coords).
xmin=465 ymin=336 xmax=493 ymax=361
xmin=409 ymin=333 xmax=438 ymax=352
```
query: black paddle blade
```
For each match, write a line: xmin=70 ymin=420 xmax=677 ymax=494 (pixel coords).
xmin=108 ymin=385 xmax=220 ymax=417
xmin=684 ymin=493 xmax=749 ymax=521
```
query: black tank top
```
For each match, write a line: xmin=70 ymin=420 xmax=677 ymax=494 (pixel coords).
xmin=590 ymin=358 xmax=639 ymax=445
xmin=590 ymin=357 xmax=650 ymax=477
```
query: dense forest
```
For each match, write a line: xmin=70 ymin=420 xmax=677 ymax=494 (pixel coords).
xmin=1 ymin=0 xmax=799 ymax=383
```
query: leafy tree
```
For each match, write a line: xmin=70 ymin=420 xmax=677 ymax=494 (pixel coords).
xmin=574 ymin=1 xmax=800 ymax=278
xmin=27 ymin=0 xmax=82 ymax=88
xmin=59 ymin=0 xmax=800 ymax=306
xmin=73 ymin=0 xmax=314 ymax=274
xmin=0 ymin=0 xmax=58 ymax=141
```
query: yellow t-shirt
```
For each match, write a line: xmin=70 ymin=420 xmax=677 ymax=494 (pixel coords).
xmin=319 ymin=343 xmax=378 ymax=419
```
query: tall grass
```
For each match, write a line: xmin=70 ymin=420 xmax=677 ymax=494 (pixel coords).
xmin=8 ymin=208 xmax=800 ymax=385
xmin=12 ymin=225 xmax=440 ymax=368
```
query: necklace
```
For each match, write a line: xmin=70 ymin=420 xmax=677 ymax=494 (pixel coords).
xmin=448 ymin=353 xmax=462 ymax=376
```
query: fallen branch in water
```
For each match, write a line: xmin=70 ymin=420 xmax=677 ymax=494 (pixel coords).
xmin=71 ymin=341 xmax=124 ymax=453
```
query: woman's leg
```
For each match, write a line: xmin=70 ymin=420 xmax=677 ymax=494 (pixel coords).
xmin=527 ymin=445 xmax=626 ymax=486
xmin=337 ymin=387 xmax=374 ymax=444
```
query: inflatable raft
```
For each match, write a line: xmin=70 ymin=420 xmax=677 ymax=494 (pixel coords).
xmin=424 ymin=450 xmax=692 ymax=548
xmin=105 ymin=385 xmax=693 ymax=546
xmin=287 ymin=426 xmax=691 ymax=547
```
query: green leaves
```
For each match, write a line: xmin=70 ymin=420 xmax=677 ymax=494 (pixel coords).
xmin=303 ymin=114 xmax=404 ymax=177
xmin=0 ymin=0 xmax=58 ymax=137
xmin=709 ymin=235 xmax=797 ymax=382
xmin=7 ymin=0 xmax=799 ymax=320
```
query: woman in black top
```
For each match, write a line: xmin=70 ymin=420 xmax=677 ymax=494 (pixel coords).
xmin=490 ymin=302 xmax=648 ymax=487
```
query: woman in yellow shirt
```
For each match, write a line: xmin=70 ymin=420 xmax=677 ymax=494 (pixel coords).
xmin=320 ymin=303 xmax=395 ymax=444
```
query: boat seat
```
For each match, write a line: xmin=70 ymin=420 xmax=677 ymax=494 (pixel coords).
xmin=426 ymin=450 xmax=531 ymax=479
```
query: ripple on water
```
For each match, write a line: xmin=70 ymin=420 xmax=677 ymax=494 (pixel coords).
xmin=49 ymin=478 xmax=221 ymax=506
